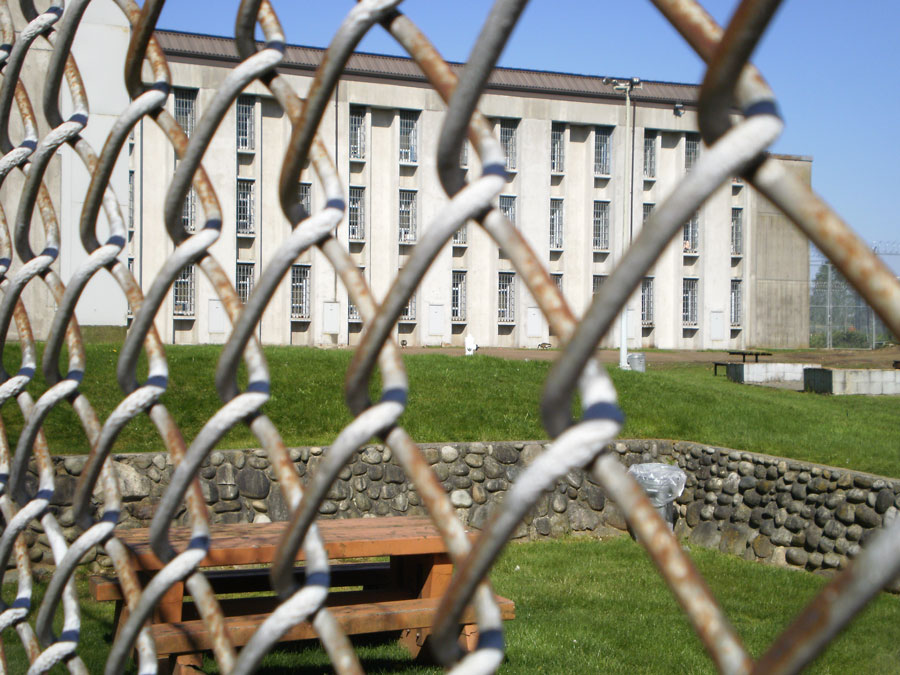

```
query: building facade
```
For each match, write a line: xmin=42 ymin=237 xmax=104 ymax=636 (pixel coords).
xmin=11 ymin=5 xmax=812 ymax=350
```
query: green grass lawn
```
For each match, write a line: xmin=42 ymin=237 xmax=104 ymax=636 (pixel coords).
xmin=4 ymin=537 xmax=899 ymax=673
xmin=2 ymin=344 xmax=898 ymax=476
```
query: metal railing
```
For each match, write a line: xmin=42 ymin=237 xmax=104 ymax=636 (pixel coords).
xmin=0 ymin=2 xmax=898 ymax=674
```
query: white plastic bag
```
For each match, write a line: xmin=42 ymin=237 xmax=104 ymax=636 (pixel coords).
xmin=627 ymin=462 xmax=686 ymax=508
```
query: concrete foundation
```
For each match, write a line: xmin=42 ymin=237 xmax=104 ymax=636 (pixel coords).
xmin=726 ymin=362 xmax=819 ymax=385
xmin=804 ymin=367 xmax=900 ymax=395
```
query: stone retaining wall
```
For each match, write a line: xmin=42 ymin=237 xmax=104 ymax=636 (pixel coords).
xmin=13 ymin=441 xmax=900 ymax=587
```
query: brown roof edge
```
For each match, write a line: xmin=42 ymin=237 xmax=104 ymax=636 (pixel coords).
xmin=769 ymin=153 xmax=813 ymax=163
xmin=154 ymin=29 xmax=700 ymax=105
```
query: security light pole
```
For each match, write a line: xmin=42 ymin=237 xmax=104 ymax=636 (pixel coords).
xmin=613 ymin=78 xmax=640 ymax=370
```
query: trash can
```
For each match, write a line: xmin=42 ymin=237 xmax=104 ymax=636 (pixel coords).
xmin=627 ymin=353 xmax=646 ymax=372
xmin=627 ymin=463 xmax=686 ymax=528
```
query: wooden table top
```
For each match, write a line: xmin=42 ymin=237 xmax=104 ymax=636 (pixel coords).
xmin=116 ymin=516 xmax=450 ymax=570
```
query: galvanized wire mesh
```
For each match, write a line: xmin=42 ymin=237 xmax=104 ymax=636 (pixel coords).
xmin=0 ymin=1 xmax=898 ymax=674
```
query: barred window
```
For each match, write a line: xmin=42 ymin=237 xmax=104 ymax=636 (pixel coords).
xmin=236 ymin=95 xmax=254 ymax=151
xmin=498 ymin=272 xmax=515 ymax=322
xmin=685 ymin=132 xmax=700 ymax=171
xmin=291 ymin=264 xmax=311 ymax=320
xmin=173 ymin=264 xmax=195 ymax=316
xmin=452 ymin=223 xmax=467 ymax=245
xmin=683 ymin=211 xmax=699 ymax=254
xmin=551 ymin=273 xmax=563 ymax=295
xmin=128 ymin=170 xmax=134 ymax=231
xmin=643 ymin=202 xmax=654 ymax=224
xmin=731 ymin=207 xmax=743 ymax=256
xmin=181 ymin=188 xmax=197 ymax=233
xmin=683 ymin=278 xmax=699 ymax=327
xmin=641 ymin=278 xmax=654 ymax=326
xmin=399 ymin=110 xmax=418 ymax=163
xmin=643 ymin=130 xmax=656 ymax=179
xmin=499 ymin=195 xmax=516 ymax=226
xmin=401 ymin=292 xmax=416 ymax=321
xmin=348 ymin=186 xmax=365 ymax=241
xmin=174 ymin=88 xmax=196 ymax=138
xmin=236 ymin=262 xmax=255 ymax=304
xmin=348 ymin=267 xmax=364 ymax=322
xmin=349 ymin=106 xmax=365 ymax=160
xmin=499 ymin=119 xmax=517 ymax=171
xmin=730 ymin=279 xmax=742 ymax=327
xmin=399 ymin=190 xmax=417 ymax=244
xmin=593 ymin=201 xmax=610 ymax=251
xmin=127 ymin=257 xmax=135 ymax=317
xmin=549 ymin=198 xmax=564 ymax=250
xmin=236 ymin=179 xmax=255 ymax=235
xmin=550 ymin=122 xmax=565 ymax=173
xmin=451 ymin=270 xmax=467 ymax=322
xmin=592 ymin=274 xmax=607 ymax=295
xmin=298 ymin=182 xmax=311 ymax=217
xmin=594 ymin=126 xmax=612 ymax=176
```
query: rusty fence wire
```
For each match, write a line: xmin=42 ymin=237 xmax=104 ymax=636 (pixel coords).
xmin=0 ymin=0 xmax=897 ymax=673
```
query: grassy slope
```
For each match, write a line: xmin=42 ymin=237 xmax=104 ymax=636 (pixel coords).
xmin=4 ymin=538 xmax=899 ymax=673
xmin=2 ymin=345 xmax=897 ymax=476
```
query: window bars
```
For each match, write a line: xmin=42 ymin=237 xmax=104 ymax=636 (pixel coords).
xmin=452 ymin=270 xmax=467 ymax=321
xmin=641 ymin=277 xmax=654 ymax=326
xmin=236 ymin=262 xmax=255 ymax=304
xmin=499 ymin=118 xmax=518 ymax=171
xmin=399 ymin=109 xmax=418 ymax=163
xmin=730 ymin=278 xmax=742 ymax=327
xmin=593 ymin=200 xmax=610 ymax=251
xmin=173 ymin=264 xmax=196 ymax=316
xmin=291 ymin=264 xmax=311 ymax=320
xmin=299 ymin=182 xmax=312 ymax=217
xmin=498 ymin=271 xmax=516 ymax=323
xmin=731 ymin=207 xmax=743 ymax=256
xmin=683 ymin=211 xmax=700 ymax=254
xmin=594 ymin=126 xmax=612 ymax=176
xmin=236 ymin=95 xmax=255 ymax=151
xmin=398 ymin=189 xmax=417 ymax=243
xmin=643 ymin=129 xmax=657 ymax=179
xmin=550 ymin=122 xmax=565 ymax=173
xmin=549 ymin=198 xmax=564 ymax=250
xmin=350 ymin=106 xmax=366 ymax=160
xmin=683 ymin=277 xmax=699 ymax=327
xmin=348 ymin=186 xmax=365 ymax=240
xmin=1 ymin=3 xmax=899 ymax=675
xmin=236 ymin=179 xmax=255 ymax=235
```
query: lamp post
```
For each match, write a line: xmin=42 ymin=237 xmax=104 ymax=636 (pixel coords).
xmin=611 ymin=77 xmax=640 ymax=369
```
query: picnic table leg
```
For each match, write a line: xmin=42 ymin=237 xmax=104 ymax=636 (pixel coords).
xmin=394 ymin=554 xmax=477 ymax=660
xmin=150 ymin=580 xmax=204 ymax=675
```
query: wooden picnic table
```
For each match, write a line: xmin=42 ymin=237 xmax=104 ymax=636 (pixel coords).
xmin=727 ymin=350 xmax=773 ymax=363
xmin=94 ymin=516 xmax=514 ymax=673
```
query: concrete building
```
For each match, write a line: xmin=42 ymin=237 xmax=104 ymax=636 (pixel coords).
xmin=9 ymin=6 xmax=811 ymax=350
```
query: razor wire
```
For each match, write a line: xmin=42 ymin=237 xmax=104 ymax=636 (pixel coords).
xmin=0 ymin=0 xmax=895 ymax=673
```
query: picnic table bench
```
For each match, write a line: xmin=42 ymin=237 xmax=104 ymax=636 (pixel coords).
xmin=91 ymin=516 xmax=514 ymax=673
xmin=713 ymin=350 xmax=773 ymax=375
xmin=727 ymin=350 xmax=772 ymax=362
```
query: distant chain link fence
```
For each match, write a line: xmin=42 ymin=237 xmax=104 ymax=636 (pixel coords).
xmin=810 ymin=248 xmax=895 ymax=349
xmin=0 ymin=1 xmax=899 ymax=674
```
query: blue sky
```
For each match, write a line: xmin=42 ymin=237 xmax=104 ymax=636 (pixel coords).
xmin=158 ymin=1 xmax=899 ymax=256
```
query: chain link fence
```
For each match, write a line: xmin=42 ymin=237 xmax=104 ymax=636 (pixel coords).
xmin=810 ymin=247 xmax=896 ymax=349
xmin=0 ymin=1 xmax=899 ymax=673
